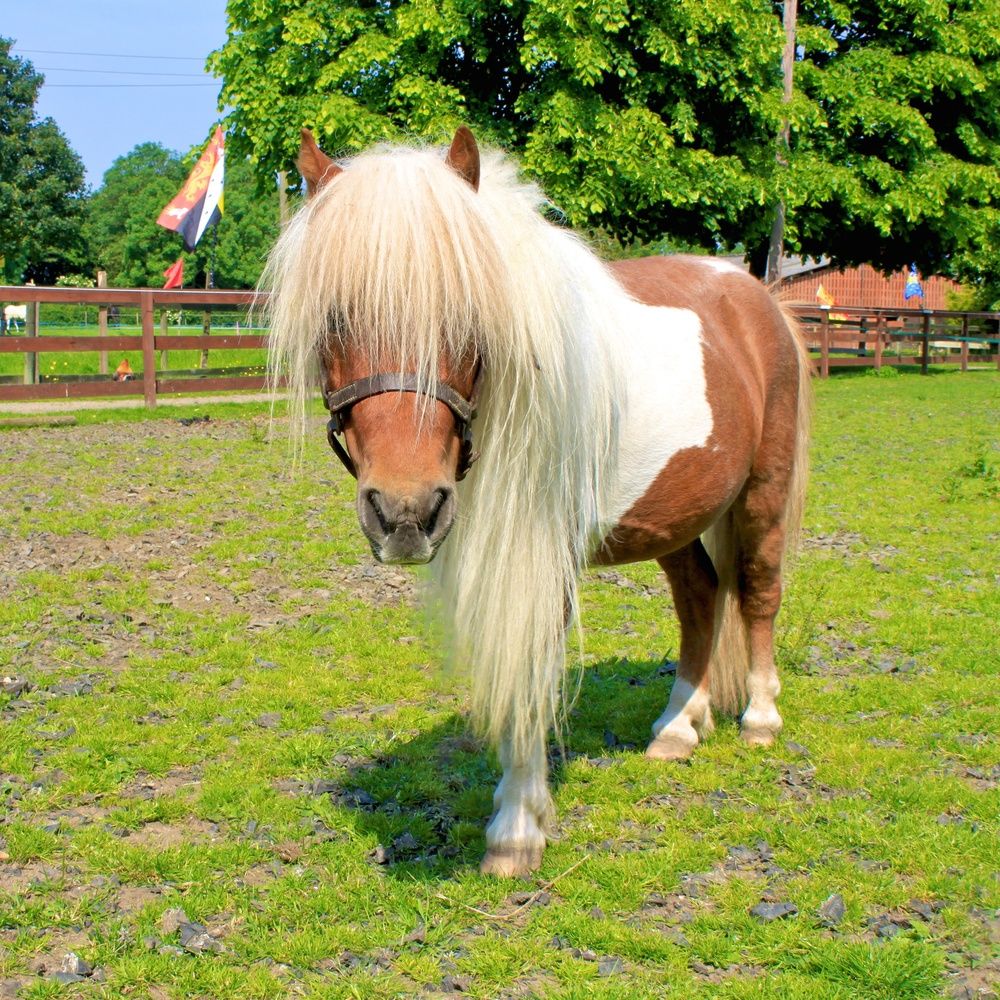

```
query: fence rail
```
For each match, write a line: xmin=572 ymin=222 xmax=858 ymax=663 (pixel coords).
xmin=1 ymin=287 xmax=998 ymax=407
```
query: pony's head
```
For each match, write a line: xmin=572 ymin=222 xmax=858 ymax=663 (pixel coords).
xmin=280 ymin=127 xmax=485 ymax=564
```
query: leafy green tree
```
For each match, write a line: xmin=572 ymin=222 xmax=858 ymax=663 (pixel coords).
xmin=83 ymin=143 xmax=189 ymax=287
xmin=210 ymin=0 xmax=1000 ymax=289
xmin=0 ymin=38 xmax=87 ymax=283
xmin=85 ymin=141 xmax=282 ymax=289
xmin=784 ymin=0 xmax=1000 ymax=289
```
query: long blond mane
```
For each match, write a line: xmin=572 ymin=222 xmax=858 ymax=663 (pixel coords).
xmin=264 ymin=141 xmax=634 ymax=761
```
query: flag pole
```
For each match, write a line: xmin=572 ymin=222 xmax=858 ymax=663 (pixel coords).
xmin=201 ymin=225 xmax=218 ymax=369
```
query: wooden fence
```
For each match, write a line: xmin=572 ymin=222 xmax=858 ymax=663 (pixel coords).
xmin=1 ymin=287 xmax=998 ymax=407
xmin=790 ymin=304 xmax=1000 ymax=377
xmin=0 ymin=286 xmax=264 ymax=407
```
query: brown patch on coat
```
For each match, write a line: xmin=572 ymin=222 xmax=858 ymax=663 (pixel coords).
xmin=594 ymin=256 xmax=799 ymax=563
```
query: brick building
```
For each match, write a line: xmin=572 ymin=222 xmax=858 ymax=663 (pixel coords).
xmin=777 ymin=261 xmax=961 ymax=310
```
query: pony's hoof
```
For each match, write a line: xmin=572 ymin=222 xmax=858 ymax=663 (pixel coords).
xmin=645 ymin=734 xmax=696 ymax=761
xmin=740 ymin=726 xmax=776 ymax=747
xmin=480 ymin=846 xmax=543 ymax=878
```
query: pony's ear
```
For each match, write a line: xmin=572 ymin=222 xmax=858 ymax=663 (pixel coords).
xmin=297 ymin=128 xmax=342 ymax=197
xmin=445 ymin=125 xmax=480 ymax=192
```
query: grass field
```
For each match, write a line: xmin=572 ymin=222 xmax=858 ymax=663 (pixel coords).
xmin=0 ymin=369 xmax=997 ymax=999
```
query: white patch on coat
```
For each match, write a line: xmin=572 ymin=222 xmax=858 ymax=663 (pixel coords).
xmin=603 ymin=303 xmax=714 ymax=528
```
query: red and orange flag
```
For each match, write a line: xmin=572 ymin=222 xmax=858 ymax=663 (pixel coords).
xmin=156 ymin=127 xmax=225 ymax=251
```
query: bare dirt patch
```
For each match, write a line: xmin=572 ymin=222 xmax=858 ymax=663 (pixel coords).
xmin=124 ymin=819 xmax=220 ymax=849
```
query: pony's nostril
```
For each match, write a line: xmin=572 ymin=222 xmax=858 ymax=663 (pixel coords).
xmin=423 ymin=488 xmax=451 ymax=535
xmin=366 ymin=489 xmax=392 ymax=534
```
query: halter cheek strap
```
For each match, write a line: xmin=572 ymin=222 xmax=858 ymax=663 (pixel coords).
xmin=321 ymin=366 xmax=482 ymax=481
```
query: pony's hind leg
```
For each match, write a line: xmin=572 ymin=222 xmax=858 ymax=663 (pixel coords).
xmin=480 ymin=737 xmax=552 ymax=877
xmin=732 ymin=490 xmax=791 ymax=747
xmin=646 ymin=540 xmax=717 ymax=761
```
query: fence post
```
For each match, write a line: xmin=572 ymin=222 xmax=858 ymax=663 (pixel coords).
xmin=874 ymin=314 xmax=884 ymax=371
xmin=920 ymin=311 xmax=930 ymax=375
xmin=960 ymin=315 xmax=969 ymax=372
xmin=23 ymin=301 xmax=39 ymax=385
xmin=97 ymin=270 xmax=108 ymax=374
xmin=820 ymin=307 xmax=830 ymax=378
xmin=140 ymin=290 xmax=156 ymax=408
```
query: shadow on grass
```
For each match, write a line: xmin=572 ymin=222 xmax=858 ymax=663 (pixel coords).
xmin=324 ymin=655 xmax=678 ymax=883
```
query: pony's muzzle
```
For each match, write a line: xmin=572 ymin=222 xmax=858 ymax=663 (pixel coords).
xmin=358 ymin=485 xmax=456 ymax=564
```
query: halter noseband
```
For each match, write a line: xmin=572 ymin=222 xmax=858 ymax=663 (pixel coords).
xmin=321 ymin=366 xmax=482 ymax=481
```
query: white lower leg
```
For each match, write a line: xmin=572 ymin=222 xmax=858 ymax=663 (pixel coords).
xmin=741 ymin=669 xmax=782 ymax=744
xmin=646 ymin=678 xmax=713 ymax=760
xmin=481 ymin=739 xmax=552 ymax=877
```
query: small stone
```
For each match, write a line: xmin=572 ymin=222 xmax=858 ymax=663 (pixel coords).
xmin=309 ymin=779 xmax=338 ymax=795
xmin=598 ymin=956 xmax=624 ymax=976
xmin=573 ymin=948 xmax=598 ymax=961
xmin=440 ymin=974 xmax=471 ymax=992
xmin=49 ymin=972 xmax=85 ymax=984
xmin=57 ymin=953 xmax=91 ymax=976
xmin=392 ymin=831 xmax=419 ymax=853
xmin=275 ymin=841 xmax=302 ymax=862
xmin=1 ymin=676 xmax=32 ymax=696
xmin=180 ymin=922 xmax=224 ymax=954
xmin=159 ymin=907 xmax=189 ymax=935
xmin=727 ymin=845 xmax=759 ymax=866
xmin=403 ymin=923 xmax=426 ymax=944
xmin=818 ymin=893 xmax=846 ymax=927
xmin=908 ymin=899 xmax=937 ymax=921
xmin=590 ymin=906 xmax=605 ymax=920
xmin=255 ymin=712 xmax=281 ymax=729
xmin=785 ymin=741 xmax=810 ymax=757
xmin=750 ymin=901 xmax=798 ymax=921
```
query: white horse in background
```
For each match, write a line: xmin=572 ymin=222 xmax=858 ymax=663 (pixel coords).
xmin=2 ymin=304 xmax=27 ymax=333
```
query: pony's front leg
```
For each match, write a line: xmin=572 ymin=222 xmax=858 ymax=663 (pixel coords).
xmin=481 ymin=737 xmax=553 ymax=877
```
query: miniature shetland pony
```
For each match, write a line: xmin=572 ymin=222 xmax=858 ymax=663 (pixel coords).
xmin=264 ymin=127 xmax=810 ymax=876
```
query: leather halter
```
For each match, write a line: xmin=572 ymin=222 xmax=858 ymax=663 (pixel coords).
xmin=321 ymin=365 xmax=482 ymax=481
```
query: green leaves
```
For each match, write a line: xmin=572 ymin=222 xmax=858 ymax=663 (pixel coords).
xmin=209 ymin=0 xmax=1000 ymax=289
xmin=0 ymin=38 xmax=87 ymax=284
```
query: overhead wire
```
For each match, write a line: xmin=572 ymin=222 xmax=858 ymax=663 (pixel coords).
xmin=15 ymin=47 xmax=207 ymax=61
xmin=37 ymin=66 xmax=210 ymax=77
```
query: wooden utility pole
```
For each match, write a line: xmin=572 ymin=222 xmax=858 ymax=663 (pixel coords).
xmin=765 ymin=0 xmax=798 ymax=285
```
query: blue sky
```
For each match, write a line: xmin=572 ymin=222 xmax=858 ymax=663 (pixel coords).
xmin=6 ymin=1 xmax=228 ymax=188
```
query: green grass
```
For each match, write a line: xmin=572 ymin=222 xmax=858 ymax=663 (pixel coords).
xmin=0 ymin=368 xmax=997 ymax=998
